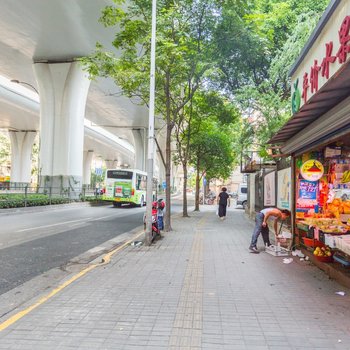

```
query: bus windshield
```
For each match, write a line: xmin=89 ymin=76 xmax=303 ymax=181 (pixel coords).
xmin=107 ymin=170 xmax=133 ymax=180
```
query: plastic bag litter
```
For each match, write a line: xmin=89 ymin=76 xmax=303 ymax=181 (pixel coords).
xmin=292 ymin=249 xmax=305 ymax=258
xmin=335 ymin=291 xmax=346 ymax=296
xmin=283 ymin=258 xmax=293 ymax=264
xmin=131 ymin=241 xmax=143 ymax=247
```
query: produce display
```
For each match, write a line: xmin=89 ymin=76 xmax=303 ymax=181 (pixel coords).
xmin=313 ymin=246 xmax=332 ymax=257
xmin=295 ymin=149 xmax=350 ymax=260
xmin=300 ymin=218 xmax=350 ymax=233
xmin=327 ymin=198 xmax=350 ymax=218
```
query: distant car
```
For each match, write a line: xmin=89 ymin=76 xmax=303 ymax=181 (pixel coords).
xmin=236 ymin=183 xmax=247 ymax=209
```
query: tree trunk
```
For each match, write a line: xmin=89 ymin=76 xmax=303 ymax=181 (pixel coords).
xmin=194 ymin=163 xmax=200 ymax=211
xmin=182 ymin=162 xmax=189 ymax=217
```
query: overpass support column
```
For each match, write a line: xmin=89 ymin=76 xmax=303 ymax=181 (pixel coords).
xmin=9 ymin=131 xmax=36 ymax=184
xmin=83 ymin=150 xmax=94 ymax=186
xmin=132 ymin=129 xmax=146 ymax=171
xmin=33 ymin=62 xmax=90 ymax=195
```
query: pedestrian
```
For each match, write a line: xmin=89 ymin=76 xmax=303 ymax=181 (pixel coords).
xmin=249 ymin=208 xmax=290 ymax=253
xmin=217 ymin=187 xmax=230 ymax=220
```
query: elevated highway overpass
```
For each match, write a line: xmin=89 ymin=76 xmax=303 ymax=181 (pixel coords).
xmin=0 ymin=0 xmax=166 ymax=191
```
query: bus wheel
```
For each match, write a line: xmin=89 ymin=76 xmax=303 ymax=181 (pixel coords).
xmin=113 ymin=202 xmax=121 ymax=208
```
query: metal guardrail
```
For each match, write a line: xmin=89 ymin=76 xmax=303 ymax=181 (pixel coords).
xmin=0 ymin=184 xmax=101 ymax=208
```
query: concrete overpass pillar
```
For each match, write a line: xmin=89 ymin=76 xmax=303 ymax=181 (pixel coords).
xmin=9 ymin=131 xmax=36 ymax=184
xmin=83 ymin=150 xmax=94 ymax=185
xmin=33 ymin=62 xmax=90 ymax=195
xmin=132 ymin=129 xmax=146 ymax=171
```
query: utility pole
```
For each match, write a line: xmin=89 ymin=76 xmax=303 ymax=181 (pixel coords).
xmin=145 ymin=0 xmax=157 ymax=246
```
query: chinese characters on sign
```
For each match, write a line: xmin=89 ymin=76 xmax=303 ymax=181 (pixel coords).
xmin=321 ymin=42 xmax=336 ymax=79
xmin=295 ymin=15 xmax=350 ymax=110
xmin=336 ymin=16 xmax=350 ymax=64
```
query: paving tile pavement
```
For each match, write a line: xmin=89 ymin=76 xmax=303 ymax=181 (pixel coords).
xmin=1 ymin=206 xmax=350 ymax=349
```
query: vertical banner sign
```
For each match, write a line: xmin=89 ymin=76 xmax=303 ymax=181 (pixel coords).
xmin=299 ymin=180 xmax=318 ymax=199
xmin=296 ymin=180 xmax=318 ymax=209
xmin=264 ymin=171 xmax=276 ymax=206
xmin=277 ymin=168 xmax=291 ymax=210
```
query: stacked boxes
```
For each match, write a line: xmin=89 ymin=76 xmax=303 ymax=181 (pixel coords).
xmin=333 ymin=235 xmax=350 ymax=255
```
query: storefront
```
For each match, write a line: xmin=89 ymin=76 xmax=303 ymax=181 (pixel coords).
xmin=270 ymin=1 xmax=350 ymax=272
xmin=294 ymin=142 xmax=350 ymax=266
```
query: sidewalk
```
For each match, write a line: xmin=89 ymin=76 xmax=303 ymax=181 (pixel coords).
xmin=1 ymin=206 xmax=350 ymax=349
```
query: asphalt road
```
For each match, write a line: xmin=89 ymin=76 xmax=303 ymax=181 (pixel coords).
xmin=0 ymin=201 xmax=183 ymax=296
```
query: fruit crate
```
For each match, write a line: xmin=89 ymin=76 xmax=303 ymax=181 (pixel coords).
xmin=314 ymin=255 xmax=333 ymax=263
xmin=302 ymin=237 xmax=325 ymax=248
xmin=296 ymin=222 xmax=309 ymax=232
xmin=265 ymin=245 xmax=291 ymax=257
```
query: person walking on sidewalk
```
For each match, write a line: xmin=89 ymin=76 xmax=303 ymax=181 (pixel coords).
xmin=217 ymin=187 xmax=230 ymax=220
xmin=249 ymin=208 xmax=290 ymax=253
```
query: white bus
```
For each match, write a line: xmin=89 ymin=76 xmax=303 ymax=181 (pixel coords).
xmin=102 ymin=169 xmax=147 ymax=207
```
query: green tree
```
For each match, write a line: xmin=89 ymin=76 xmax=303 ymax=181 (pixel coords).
xmin=213 ymin=1 xmax=329 ymax=156
xmin=81 ymin=0 xmax=240 ymax=230
xmin=173 ymin=90 xmax=238 ymax=216
xmin=0 ymin=131 xmax=10 ymax=169
xmin=190 ymin=120 xmax=234 ymax=211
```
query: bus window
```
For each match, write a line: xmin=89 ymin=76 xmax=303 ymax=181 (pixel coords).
xmin=107 ymin=170 xmax=133 ymax=180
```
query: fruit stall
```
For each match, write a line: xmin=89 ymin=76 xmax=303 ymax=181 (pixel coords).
xmin=267 ymin=1 xmax=350 ymax=285
xmin=294 ymin=142 xmax=350 ymax=267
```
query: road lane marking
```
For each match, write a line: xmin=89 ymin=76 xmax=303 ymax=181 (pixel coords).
xmin=16 ymin=218 xmax=93 ymax=232
xmin=0 ymin=230 xmax=144 ymax=332
xmin=15 ymin=209 xmax=143 ymax=233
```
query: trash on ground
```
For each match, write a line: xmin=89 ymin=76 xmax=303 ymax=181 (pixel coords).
xmin=292 ymin=249 xmax=305 ymax=258
xmin=338 ymin=339 xmax=342 ymax=343
xmin=305 ymin=256 xmax=309 ymax=261
xmin=335 ymin=291 xmax=346 ymax=296
xmin=131 ymin=241 xmax=143 ymax=247
xmin=283 ymin=258 xmax=293 ymax=264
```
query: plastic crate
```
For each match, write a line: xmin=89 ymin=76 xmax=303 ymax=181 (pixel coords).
xmin=265 ymin=245 xmax=291 ymax=257
xmin=333 ymin=252 xmax=350 ymax=267
xmin=302 ymin=237 xmax=325 ymax=248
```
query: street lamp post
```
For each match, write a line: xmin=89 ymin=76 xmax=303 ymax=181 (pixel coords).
xmin=10 ymin=79 xmax=39 ymax=95
xmin=145 ymin=0 xmax=157 ymax=246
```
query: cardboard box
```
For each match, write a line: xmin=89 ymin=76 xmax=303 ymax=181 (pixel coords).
xmin=324 ymin=234 xmax=337 ymax=248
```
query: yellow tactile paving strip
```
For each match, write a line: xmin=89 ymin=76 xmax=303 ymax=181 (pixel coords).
xmin=169 ymin=216 xmax=206 ymax=349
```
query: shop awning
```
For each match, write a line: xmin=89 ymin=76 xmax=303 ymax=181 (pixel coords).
xmin=269 ymin=60 xmax=350 ymax=145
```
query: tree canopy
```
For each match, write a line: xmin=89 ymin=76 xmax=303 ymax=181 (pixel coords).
xmin=81 ymin=0 xmax=331 ymax=218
